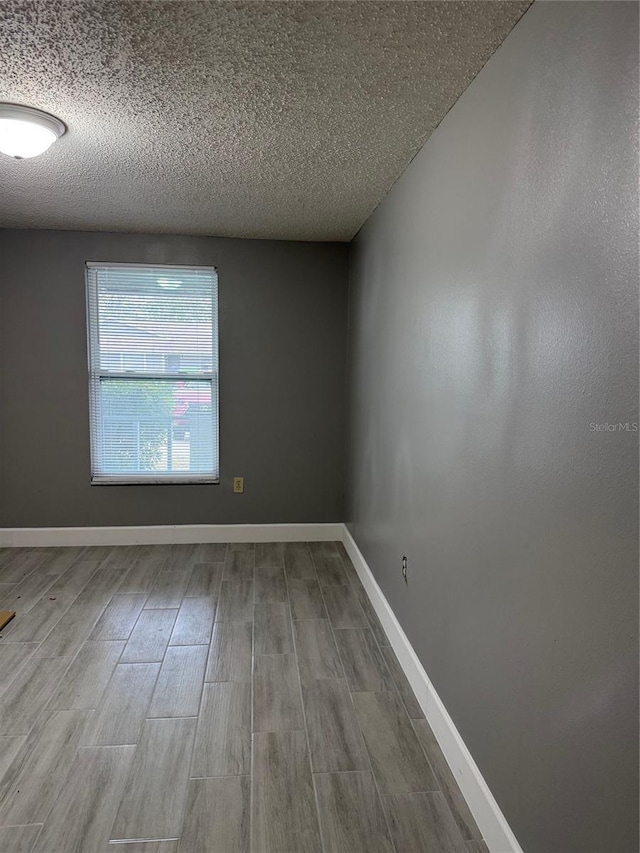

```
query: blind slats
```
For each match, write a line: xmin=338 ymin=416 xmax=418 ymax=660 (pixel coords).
xmin=86 ymin=264 xmax=219 ymax=483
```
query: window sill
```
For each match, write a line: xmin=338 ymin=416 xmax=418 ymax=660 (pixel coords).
xmin=91 ymin=477 xmax=220 ymax=486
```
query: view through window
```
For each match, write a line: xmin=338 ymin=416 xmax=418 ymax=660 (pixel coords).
xmin=86 ymin=263 xmax=219 ymax=483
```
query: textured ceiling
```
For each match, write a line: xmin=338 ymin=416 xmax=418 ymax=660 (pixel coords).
xmin=0 ymin=1 xmax=531 ymax=241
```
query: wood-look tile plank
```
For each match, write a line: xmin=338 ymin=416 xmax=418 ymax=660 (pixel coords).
xmin=352 ymin=691 xmax=437 ymax=795
xmin=86 ymin=662 xmax=160 ymax=746
xmin=254 ymin=602 xmax=294 ymax=655
xmin=194 ymin=542 xmax=228 ymax=563
xmin=466 ymin=840 xmax=491 ymax=853
xmin=169 ymin=597 xmax=216 ymax=646
xmin=336 ymin=543 xmax=362 ymax=585
xmin=300 ymin=676 xmax=368 ymax=773
xmin=412 ymin=718 xmax=483 ymax=841
xmin=36 ymin=572 xmax=126 ymax=658
xmin=288 ymin=578 xmax=327 ymax=620
xmin=383 ymin=791 xmax=469 ymax=853
xmin=284 ymin=547 xmax=316 ymax=580
xmin=353 ymin=584 xmax=390 ymax=646
xmin=49 ymin=640 xmax=125 ymax=710
xmin=313 ymin=555 xmax=349 ymax=587
xmin=0 ymin=824 xmax=42 ymax=853
xmin=0 ymin=549 xmax=14 ymax=566
xmin=0 ymin=548 xmax=29 ymax=564
xmin=160 ymin=544 xmax=199 ymax=572
xmin=205 ymin=622 xmax=252 ymax=683
xmin=0 ymin=548 xmax=18 ymax=567
xmin=308 ymin=542 xmax=341 ymax=558
xmin=0 ymin=735 xmax=26 ymax=782
xmin=252 ymin=654 xmax=304 ymax=733
xmin=335 ymin=628 xmax=396 ymax=692
xmin=110 ymin=717 xmax=197 ymax=841
xmin=185 ymin=562 xmax=223 ymax=597
xmin=136 ymin=544 xmax=172 ymax=560
xmin=322 ymin=585 xmax=368 ymax=629
xmin=128 ymin=544 xmax=165 ymax=559
xmin=134 ymin=545 xmax=167 ymax=558
xmin=121 ymin=544 xmax=165 ymax=562
xmin=252 ymin=730 xmax=322 ymax=853
xmin=76 ymin=545 xmax=116 ymax=563
xmin=255 ymin=543 xmax=283 ymax=569
xmin=144 ymin=571 xmax=190 ymax=609
xmin=223 ymin=550 xmax=254 ymax=582
xmin=229 ymin=542 xmax=254 ymax=551
xmin=191 ymin=682 xmax=251 ymax=777
xmin=90 ymin=594 xmax=147 ymax=641
xmin=0 ymin=642 xmax=39 ymax=688
xmin=254 ymin=567 xmax=288 ymax=604
xmin=179 ymin=776 xmax=249 ymax=853
xmin=379 ymin=644 xmax=424 ymax=718
xmin=147 ymin=645 xmax=207 ymax=718
xmin=1 ymin=571 xmax=58 ymax=614
xmin=49 ymin=559 xmax=102 ymax=596
xmin=314 ymin=771 xmax=394 ymax=853
xmin=282 ymin=542 xmax=311 ymax=554
xmin=85 ymin=568 xmax=129 ymax=600
xmin=35 ymin=599 xmax=110 ymax=658
xmin=31 ymin=745 xmax=136 ymax=853
xmin=0 ymin=656 xmax=72 ymax=735
xmin=100 ymin=545 xmax=144 ymax=569
xmin=120 ymin=609 xmax=177 ymax=663
xmin=0 ymin=593 xmax=77 ymax=644
xmin=118 ymin=559 xmax=166 ymax=594
xmin=293 ymin=619 xmax=343 ymax=679
xmin=39 ymin=546 xmax=86 ymax=574
xmin=0 ymin=708 xmax=91 ymax=825
xmin=216 ymin=582 xmax=253 ymax=622
xmin=0 ymin=550 xmax=49 ymax=585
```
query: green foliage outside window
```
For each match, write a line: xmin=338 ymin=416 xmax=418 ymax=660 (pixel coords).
xmin=101 ymin=379 xmax=174 ymax=471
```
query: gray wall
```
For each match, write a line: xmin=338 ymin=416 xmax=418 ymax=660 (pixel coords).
xmin=0 ymin=230 xmax=349 ymax=526
xmin=346 ymin=3 xmax=639 ymax=852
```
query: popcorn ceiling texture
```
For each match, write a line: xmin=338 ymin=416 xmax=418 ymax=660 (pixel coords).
xmin=0 ymin=0 xmax=531 ymax=241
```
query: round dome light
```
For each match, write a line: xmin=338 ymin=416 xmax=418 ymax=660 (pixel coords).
xmin=0 ymin=103 xmax=66 ymax=159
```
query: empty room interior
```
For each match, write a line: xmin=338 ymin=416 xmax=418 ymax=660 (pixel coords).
xmin=0 ymin=2 xmax=637 ymax=852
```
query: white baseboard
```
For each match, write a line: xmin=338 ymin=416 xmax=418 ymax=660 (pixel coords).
xmin=0 ymin=523 xmax=343 ymax=548
xmin=341 ymin=524 xmax=523 ymax=853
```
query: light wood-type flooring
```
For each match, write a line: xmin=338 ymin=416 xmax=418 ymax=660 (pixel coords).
xmin=0 ymin=542 xmax=489 ymax=852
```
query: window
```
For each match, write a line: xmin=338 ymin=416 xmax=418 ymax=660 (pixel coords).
xmin=86 ymin=263 xmax=219 ymax=484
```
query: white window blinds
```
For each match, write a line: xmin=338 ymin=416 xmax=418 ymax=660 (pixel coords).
xmin=86 ymin=263 xmax=219 ymax=484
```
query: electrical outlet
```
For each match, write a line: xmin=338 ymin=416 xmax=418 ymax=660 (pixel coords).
xmin=233 ymin=477 xmax=244 ymax=494
xmin=402 ymin=555 xmax=408 ymax=584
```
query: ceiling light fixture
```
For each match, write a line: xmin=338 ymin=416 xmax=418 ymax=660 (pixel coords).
xmin=0 ymin=103 xmax=66 ymax=159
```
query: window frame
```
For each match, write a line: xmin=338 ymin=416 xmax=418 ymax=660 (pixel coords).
xmin=85 ymin=261 xmax=220 ymax=486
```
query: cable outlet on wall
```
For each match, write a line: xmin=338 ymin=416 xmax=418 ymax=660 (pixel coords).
xmin=233 ymin=477 xmax=244 ymax=494
xmin=402 ymin=554 xmax=408 ymax=584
